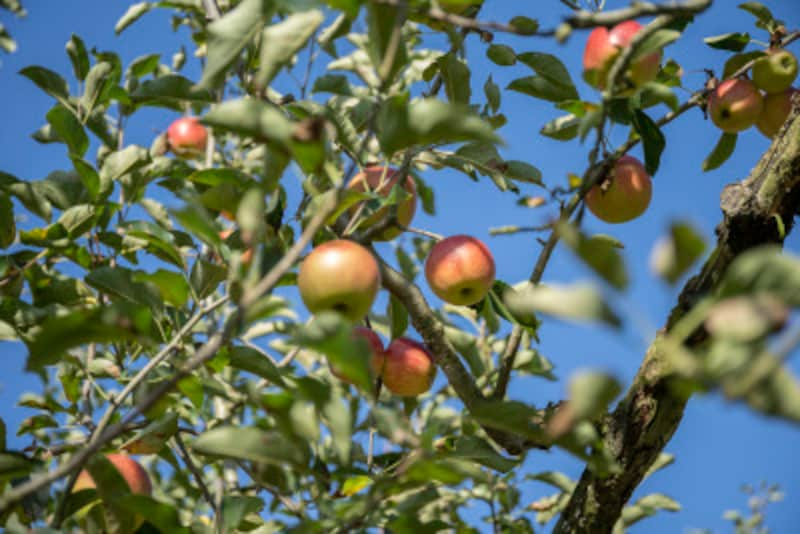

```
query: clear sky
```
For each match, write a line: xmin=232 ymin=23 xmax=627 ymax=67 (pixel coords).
xmin=1 ymin=1 xmax=799 ymax=532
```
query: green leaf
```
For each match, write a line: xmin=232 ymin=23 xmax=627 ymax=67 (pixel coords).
xmin=540 ymin=114 xmax=580 ymax=141
xmin=66 ymin=34 xmax=89 ymax=81
xmin=202 ymin=98 xmax=293 ymax=144
xmin=131 ymin=74 xmax=215 ymax=108
xmin=509 ymin=16 xmax=539 ymax=36
xmin=470 ymin=400 xmax=548 ymax=443
xmin=19 ymin=65 xmax=71 ymax=108
xmin=486 ymin=44 xmax=516 ymax=66
xmin=527 ymin=471 xmax=576 ymax=492
xmin=0 ymin=452 xmax=37 ymax=480
xmin=127 ymin=53 xmax=161 ymax=79
xmin=115 ymin=2 xmax=152 ymax=34
xmin=82 ymin=61 xmax=115 ymax=117
xmin=46 ymin=105 xmax=88 ymax=157
xmin=57 ymin=204 xmax=95 ymax=236
xmin=507 ymin=76 xmax=578 ymax=103
xmin=437 ymin=53 xmax=472 ymax=105
xmin=484 ymin=75 xmax=501 ymax=113
xmin=255 ymin=9 xmax=324 ymax=89
xmin=448 ymin=435 xmax=519 ymax=473
xmin=738 ymin=2 xmax=776 ymax=26
xmin=388 ymin=294 xmax=409 ymax=339
xmin=365 ymin=2 xmax=408 ymax=83
xmin=631 ymin=109 xmax=665 ymax=176
xmin=0 ymin=192 xmax=14 ymax=248
xmin=702 ymin=132 xmax=737 ymax=172
xmin=568 ymin=371 xmax=622 ymax=420
xmin=192 ymin=426 xmax=310 ymax=467
xmin=560 ymin=224 xmax=628 ymax=290
xmin=85 ymin=266 xmax=163 ymax=311
xmin=517 ymin=52 xmax=576 ymax=92
xmin=190 ymin=258 xmax=227 ymax=298
xmin=312 ymin=74 xmax=352 ymax=95
xmin=134 ymin=270 xmax=190 ymax=308
xmin=222 ymin=495 xmax=264 ymax=531
xmin=100 ymin=145 xmax=150 ymax=198
xmin=505 ymin=161 xmax=543 ymax=185
xmin=200 ymin=0 xmax=275 ymax=89
xmin=121 ymin=413 xmax=178 ymax=455
xmin=722 ymin=50 xmax=765 ymax=79
xmin=631 ymin=30 xmax=681 ymax=61
xmin=292 ymin=312 xmax=373 ymax=392
xmin=718 ymin=246 xmax=800 ymax=306
xmin=226 ymin=346 xmax=286 ymax=386
xmin=85 ymin=454 xmax=139 ymax=534
xmin=377 ymin=96 xmax=500 ymax=156
xmin=503 ymin=282 xmax=621 ymax=327
xmin=704 ymin=32 xmax=750 ymax=52
xmin=117 ymin=495 xmax=191 ymax=534
xmin=25 ymin=303 xmax=155 ymax=371
xmin=619 ymin=493 xmax=681 ymax=528
xmin=650 ymin=222 xmax=706 ymax=285
xmin=340 ymin=475 xmax=372 ymax=497
xmin=321 ymin=393 xmax=352 ymax=464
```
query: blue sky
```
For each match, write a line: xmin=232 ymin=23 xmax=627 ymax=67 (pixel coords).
xmin=1 ymin=1 xmax=799 ymax=532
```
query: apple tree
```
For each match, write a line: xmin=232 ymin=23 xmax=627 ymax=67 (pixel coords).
xmin=0 ymin=0 xmax=799 ymax=532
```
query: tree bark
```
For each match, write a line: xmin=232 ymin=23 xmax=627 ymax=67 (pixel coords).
xmin=554 ymin=97 xmax=800 ymax=533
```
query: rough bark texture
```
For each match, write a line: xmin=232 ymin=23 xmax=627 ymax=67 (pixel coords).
xmin=554 ymin=97 xmax=800 ymax=533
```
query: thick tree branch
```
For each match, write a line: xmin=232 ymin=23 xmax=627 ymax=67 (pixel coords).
xmin=566 ymin=0 xmax=713 ymax=29
xmin=554 ymin=96 xmax=800 ymax=534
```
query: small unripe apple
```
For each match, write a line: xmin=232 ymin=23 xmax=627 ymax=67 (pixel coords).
xmin=583 ymin=21 xmax=662 ymax=92
xmin=298 ymin=240 xmax=380 ymax=321
xmin=756 ymin=88 xmax=796 ymax=138
xmin=381 ymin=337 xmax=436 ymax=397
xmin=330 ymin=326 xmax=385 ymax=383
xmin=425 ymin=235 xmax=495 ymax=306
xmin=73 ymin=453 xmax=152 ymax=496
xmin=586 ymin=155 xmax=652 ymax=224
xmin=346 ymin=166 xmax=417 ymax=241
xmin=752 ymin=49 xmax=798 ymax=94
xmin=708 ymin=78 xmax=764 ymax=133
xmin=167 ymin=117 xmax=208 ymax=159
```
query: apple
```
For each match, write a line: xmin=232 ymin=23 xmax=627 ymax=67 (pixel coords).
xmin=752 ymin=49 xmax=798 ymax=94
xmin=585 ymin=155 xmax=652 ymax=224
xmin=297 ymin=239 xmax=380 ymax=321
xmin=381 ymin=337 xmax=436 ymax=397
xmin=425 ymin=235 xmax=495 ymax=306
xmin=330 ymin=326 xmax=385 ymax=383
xmin=73 ymin=453 xmax=152 ymax=496
xmin=756 ymin=88 xmax=796 ymax=138
xmin=707 ymin=78 xmax=764 ymax=133
xmin=219 ymin=229 xmax=253 ymax=265
xmin=167 ymin=117 xmax=208 ymax=159
xmin=346 ymin=166 xmax=417 ymax=241
xmin=583 ymin=21 xmax=662 ymax=92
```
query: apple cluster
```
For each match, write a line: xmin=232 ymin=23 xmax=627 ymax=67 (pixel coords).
xmin=708 ymin=49 xmax=797 ymax=138
xmin=292 ymin=166 xmax=498 ymax=397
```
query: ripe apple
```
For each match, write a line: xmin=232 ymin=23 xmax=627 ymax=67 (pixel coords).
xmin=73 ymin=453 xmax=152 ymax=496
xmin=346 ymin=166 xmax=417 ymax=241
xmin=756 ymin=88 xmax=796 ymax=138
xmin=381 ymin=337 xmax=436 ymax=397
xmin=298 ymin=239 xmax=380 ymax=321
xmin=583 ymin=21 xmax=662 ymax=92
xmin=425 ymin=235 xmax=495 ymax=306
xmin=752 ymin=49 xmax=798 ymax=94
xmin=585 ymin=155 xmax=652 ymax=224
xmin=330 ymin=326 xmax=385 ymax=383
xmin=167 ymin=117 xmax=208 ymax=159
xmin=707 ymin=78 xmax=764 ymax=133
xmin=219 ymin=229 xmax=253 ymax=265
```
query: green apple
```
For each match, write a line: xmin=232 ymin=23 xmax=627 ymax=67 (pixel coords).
xmin=756 ymin=88 xmax=796 ymax=138
xmin=752 ymin=49 xmax=798 ymax=94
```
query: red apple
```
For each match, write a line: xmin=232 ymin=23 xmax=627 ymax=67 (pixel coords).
xmin=73 ymin=453 xmax=152 ymax=496
xmin=381 ymin=337 xmax=436 ymax=397
xmin=346 ymin=166 xmax=417 ymax=241
xmin=752 ymin=49 xmax=798 ymax=94
xmin=330 ymin=326 xmax=385 ymax=383
xmin=167 ymin=117 xmax=208 ymax=159
xmin=708 ymin=78 xmax=764 ymax=133
xmin=425 ymin=235 xmax=495 ymax=306
xmin=756 ymin=88 xmax=796 ymax=138
xmin=583 ymin=21 xmax=662 ymax=92
xmin=585 ymin=155 xmax=652 ymax=224
xmin=297 ymin=239 xmax=380 ymax=321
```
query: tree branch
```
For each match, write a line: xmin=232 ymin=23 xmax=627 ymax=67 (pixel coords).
xmin=565 ymin=0 xmax=713 ymax=29
xmin=554 ymin=95 xmax=800 ymax=534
